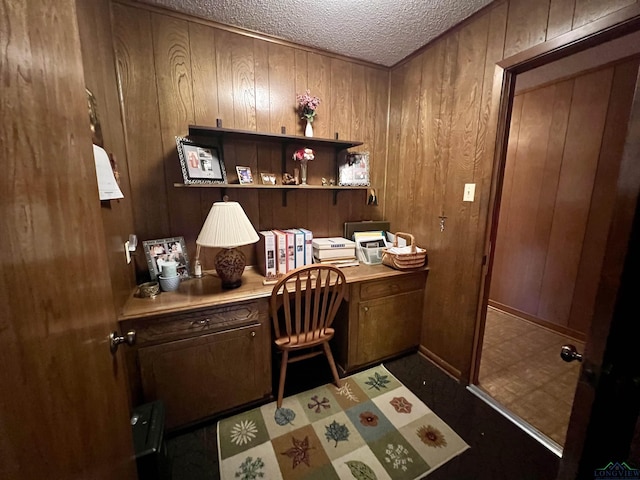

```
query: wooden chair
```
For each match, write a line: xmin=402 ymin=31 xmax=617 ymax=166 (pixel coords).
xmin=269 ymin=264 xmax=347 ymax=408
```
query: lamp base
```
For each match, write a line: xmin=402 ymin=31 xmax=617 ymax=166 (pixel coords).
xmin=214 ymin=247 xmax=246 ymax=289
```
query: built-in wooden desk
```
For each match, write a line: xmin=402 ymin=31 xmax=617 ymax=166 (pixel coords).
xmin=118 ymin=264 xmax=428 ymax=429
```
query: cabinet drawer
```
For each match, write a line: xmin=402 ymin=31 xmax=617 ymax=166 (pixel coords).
xmin=358 ymin=272 xmax=426 ymax=301
xmin=126 ymin=299 xmax=267 ymax=345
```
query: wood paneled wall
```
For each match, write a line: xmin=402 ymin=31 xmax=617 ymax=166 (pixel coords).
xmin=490 ymin=59 xmax=639 ymax=336
xmin=76 ymin=0 xmax=137 ymax=308
xmin=387 ymin=0 xmax=640 ymax=378
xmin=111 ymin=2 xmax=389 ymax=275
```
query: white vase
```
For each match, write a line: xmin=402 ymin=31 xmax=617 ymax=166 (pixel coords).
xmin=305 ymin=120 xmax=313 ymax=137
xmin=300 ymin=160 xmax=308 ymax=185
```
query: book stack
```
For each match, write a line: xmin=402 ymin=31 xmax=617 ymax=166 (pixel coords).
xmin=256 ymin=228 xmax=314 ymax=281
xmin=312 ymin=237 xmax=359 ymax=267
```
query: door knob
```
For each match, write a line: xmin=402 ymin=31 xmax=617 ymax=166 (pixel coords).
xmin=561 ymin=344 xmax=583 ymax=363
xmin=110 ymin=330 xmax=136 ymax=353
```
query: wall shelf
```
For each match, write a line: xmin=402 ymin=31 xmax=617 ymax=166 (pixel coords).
xmin=174 ymin=183 xmax=369 ymax=206
xmin=181 ymin=125 xmax=369 ymax=206
xmin=188 ymin=125 xmax=363 ymax=150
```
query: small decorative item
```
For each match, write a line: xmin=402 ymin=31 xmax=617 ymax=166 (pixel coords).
xmin=176 ymin=136 xmax=227 ymax=184
xmin=282 ymin=173 xmax=296 ymax=185
xmin=236 ymin=166 xmax=254 ymax=184
xmin=296 ymin=89 xmax=321 ymax=137
xmin=292 ymin=148 xmax=314 ymax=185
xmin=143 ymin=236 xmax=190 ymax=281
xmin=322 ymin=177 xmax=328 ymax=186
xmin=339 ymin=151 xmax=370 ymax=186
xmin=260 ymin=172 xmax=277 ymax=185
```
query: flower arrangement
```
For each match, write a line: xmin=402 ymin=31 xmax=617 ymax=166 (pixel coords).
xmin=296 ymin=90 xmax=321 ymax=123
xmin=292 ymin=148 xmax=315 ymax=162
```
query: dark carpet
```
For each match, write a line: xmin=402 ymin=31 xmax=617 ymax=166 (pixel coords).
xmin=165 ymin=352 xmax=560 ymax=480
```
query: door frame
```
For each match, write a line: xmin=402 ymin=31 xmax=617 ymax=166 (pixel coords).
xmin=470 ymin=5 xmax=640 ymax=476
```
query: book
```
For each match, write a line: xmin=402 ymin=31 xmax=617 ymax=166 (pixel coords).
xmin=277 ymin=229 xmax=295 ymax=271
xmin=286 ymin=229 xmax=305 ymax=268
xmin=256 ymin=231 xmax=277 ymax=279
xmin=272 ymin=229 xmax=288 ymax=275
xmin=298 ymin=228 xmax=313 ymax=265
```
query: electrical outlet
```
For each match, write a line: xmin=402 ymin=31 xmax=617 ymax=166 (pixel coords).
xmin=124 ymin=241 xmax=131 ymax=264
xmin=463 ymin=183 xmax=476 ymax=202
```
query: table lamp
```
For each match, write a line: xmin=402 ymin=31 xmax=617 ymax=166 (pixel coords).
xmin=195 ymin=199 xmax=259 ymax=289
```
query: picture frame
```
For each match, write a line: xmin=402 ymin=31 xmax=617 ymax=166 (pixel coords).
xmin=175 ymin=136 xmax=227 ymax=185
xmin=338 ymin=151 xmax=370 ymax=186
xmin=236 ymin=166 xmax=254 ymax=184
xmin=142 ymin=236 xmax=191 ymax=281
xmin=260 ymin=172 xmax=277 ymax=185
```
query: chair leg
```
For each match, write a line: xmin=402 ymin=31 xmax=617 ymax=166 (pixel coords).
xmin=277 ymin=350 xmax=289 ymax=409
xmin=323 ymin=342 xmax=341 ymax=388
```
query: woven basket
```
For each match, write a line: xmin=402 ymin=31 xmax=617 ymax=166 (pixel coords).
xmin=382 ymin=232 xmax=427 ymax=270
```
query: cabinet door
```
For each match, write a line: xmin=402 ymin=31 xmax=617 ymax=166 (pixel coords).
xmin=138 ymin=323 xmax=270 ymax=429
xmin=355 ymin=290 xmax=423 ymax=367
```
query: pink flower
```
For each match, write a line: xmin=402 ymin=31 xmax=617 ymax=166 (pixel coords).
xmin=296 ymin=90 xmax=321 ymax=121
xmin=292 ymin=148 xmax=314 ymax=162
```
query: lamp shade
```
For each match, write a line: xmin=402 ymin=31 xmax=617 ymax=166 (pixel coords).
xmin=196 ymin=201 xmax=259 ymax=248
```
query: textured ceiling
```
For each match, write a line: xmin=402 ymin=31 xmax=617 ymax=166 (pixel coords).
xmin=140 ymin=0 xmax=494 ymax=67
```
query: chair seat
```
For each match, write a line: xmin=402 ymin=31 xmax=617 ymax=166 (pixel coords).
xmin=274 ymin=327 xmax=335 ymax=350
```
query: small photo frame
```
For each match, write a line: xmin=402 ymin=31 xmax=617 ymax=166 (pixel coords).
xmin=143 ymin=236 xmax=191 ymax=281
xmin=338 ymin=151 xmax=370 ymax=187
xmin=260 ymin=172 xmax=277 ymax=185
xmin=236 ymin=166 xmax=254 ymax=184
xmin=176 ymin=136 xmax=227 ymax=184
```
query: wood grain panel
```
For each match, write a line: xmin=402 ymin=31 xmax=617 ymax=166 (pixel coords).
xmin=504 ymin=0 xmax=551 ymax=58
xmin=151 ymin=13 xmax=201 ymax=263
xmin=567 ymin=58 xmax=638 ymax=332
xmin=112 ymin=4 xmax=168 ymax=247
xmin=490 ymin=94 xmax=523 ymax=303
xmin=77 ymin=0 xmax=136 ymax=309
xmin=572 ymin=0 xmax=636 ymax=29
xmin=188 ymin=22 xmax=223 ymax=247
xmin=189 ymin=23 xmax=219 ymax=126
xmin=440 ymin=13 xmax=492 ymax=366
xmin=369 ymin=67 xmax=390 ymax=221
xmin=394 ymin=55 xmax=422 ymax=232
xmin=548 ymin=0 xmax=577 ymax=39
xmin=413 ymin=41 xmax=447 ymax=248
xmin=307 ymin=52 xmax=334 ymax=234
xmin=538 ymin=67 xmax=613 ymax=323
xmin=384 ymin=65 xmax=407 ymax=228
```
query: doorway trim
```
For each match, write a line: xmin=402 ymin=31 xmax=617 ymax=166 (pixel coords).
xmin=470 ymin=4 xmax=640 ymax=386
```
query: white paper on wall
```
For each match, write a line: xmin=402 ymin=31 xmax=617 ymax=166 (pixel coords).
xmin=92 ymin=144 xmax=124 ymax=200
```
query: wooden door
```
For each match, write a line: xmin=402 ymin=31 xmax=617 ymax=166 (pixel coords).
xmin=558 ymin=57 xmax=640 ymax=479
xmin=0 ymin=1 xmax=137 ymax=478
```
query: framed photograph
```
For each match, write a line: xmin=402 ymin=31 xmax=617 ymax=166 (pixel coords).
xmin=176 ymin=136 xmax=227 ymax=185
xmin=236 ymin=166 xmax=254 ymax=184
xmin=260 ymin=172 xmax=277 ymax=185
xmin=142 ymin=236 xmax=191 ymax=281
xmin=338 ymin=151 xmax=370 ymax=187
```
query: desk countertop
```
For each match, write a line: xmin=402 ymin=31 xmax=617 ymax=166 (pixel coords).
xmin=119 ymin=264 xmax=428 ymax=321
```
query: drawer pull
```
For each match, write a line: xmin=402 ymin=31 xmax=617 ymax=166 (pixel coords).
xmin=251 ymin=331 xmax=256 ymax=337
xmin=192 ymin=318 xmax=211 ymax=326
xmin=363 ymin=307 xmax=369 ymax=312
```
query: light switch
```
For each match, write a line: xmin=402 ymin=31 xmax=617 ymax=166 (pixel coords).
xmin=463 ymin=183 xmax=476 ymax=202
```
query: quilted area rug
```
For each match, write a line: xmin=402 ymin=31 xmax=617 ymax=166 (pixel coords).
xmin=217 ymin=364 xmax=469 ymax=479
